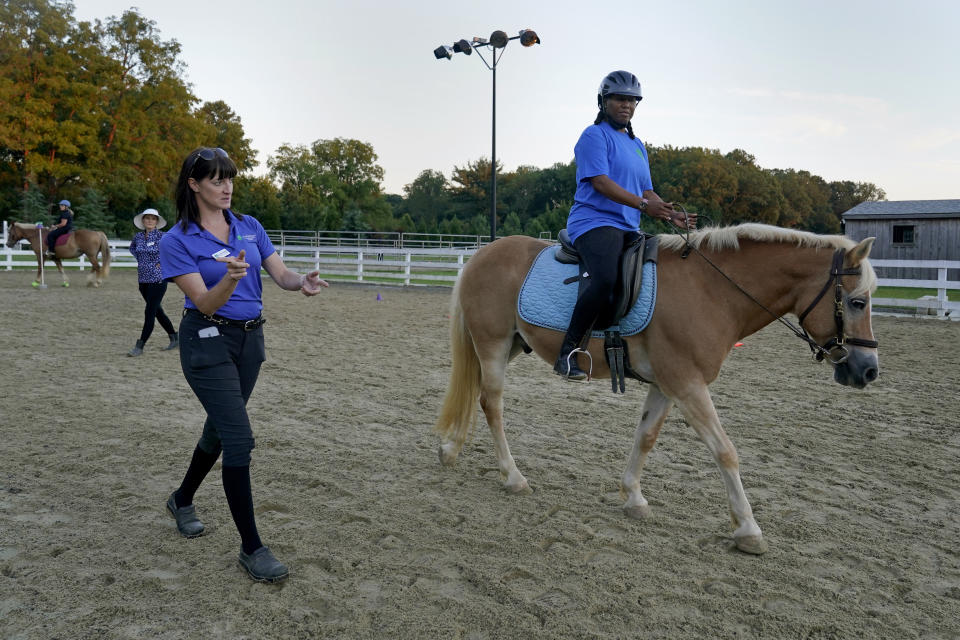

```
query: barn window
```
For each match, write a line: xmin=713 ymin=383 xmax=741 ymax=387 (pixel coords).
xmin=892 ymin=225 xmax=915 ymax=244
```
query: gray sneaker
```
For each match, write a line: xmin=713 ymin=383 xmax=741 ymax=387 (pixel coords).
xmin=166 ymin=492 xmax=204 ymax=538
xmin=238 ymin=546 xmax=289 ymax=583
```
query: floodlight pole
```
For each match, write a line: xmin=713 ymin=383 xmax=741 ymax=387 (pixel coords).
xmin=436 ymin=31 xmax=539 ymax=244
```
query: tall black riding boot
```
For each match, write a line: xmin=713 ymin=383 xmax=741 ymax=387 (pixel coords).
xmin=554 ymin=335 xmax=588 ymax=381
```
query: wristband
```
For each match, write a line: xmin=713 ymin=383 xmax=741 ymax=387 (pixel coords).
xmin=638 ymin=198 xmax=648 ymax=212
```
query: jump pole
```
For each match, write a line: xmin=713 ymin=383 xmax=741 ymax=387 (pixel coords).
xmin=36 ymin=222 xmax=47 ymax=289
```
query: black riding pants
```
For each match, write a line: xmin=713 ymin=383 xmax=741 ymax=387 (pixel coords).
xmin=179 ymin=312 xmax=266 ymax=467
xmin=564 ymin=226 xmax=640 ymax=345
xmin=138 ymin=282 xmax=176 ymax=343
xmin=47 ymin=227 xmax=69 ymax=251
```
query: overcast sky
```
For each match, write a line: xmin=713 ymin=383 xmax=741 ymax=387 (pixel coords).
xmin=72 ymin=0 xmax=959 ymax=201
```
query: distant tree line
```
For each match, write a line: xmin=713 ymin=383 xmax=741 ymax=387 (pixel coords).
xmin=1 ymin=0 xmax=885 ymax=239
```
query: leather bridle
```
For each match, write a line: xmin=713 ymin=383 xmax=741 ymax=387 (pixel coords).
xmin=796 ymin=249 xmax=879 ymax=364
xmin=673 ymin=210 xmax=879 ymax=366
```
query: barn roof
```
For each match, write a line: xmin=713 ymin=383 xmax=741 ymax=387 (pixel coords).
xmin=842 ymin=199 xmax=960 ymax=220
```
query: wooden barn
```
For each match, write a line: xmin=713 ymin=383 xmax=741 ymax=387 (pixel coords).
xmin=842 ymin=199 xmax=960 ymax=281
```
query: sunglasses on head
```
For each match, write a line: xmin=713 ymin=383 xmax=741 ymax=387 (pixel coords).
xmin=186 ymin=147 xmax=229 ymax=176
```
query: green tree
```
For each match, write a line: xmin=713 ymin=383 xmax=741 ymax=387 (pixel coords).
xmin=74 ymin=187 xmax=113 ymax=233
xmin=268 ymin=138 xmax=387 ymax=230
xmin=198 ymin=100 xmax=257 ymax=172
xmin=403 ymin=169 xmax=450 ymax=232
xmin=232 ymin=175 xmax=282 ymax=229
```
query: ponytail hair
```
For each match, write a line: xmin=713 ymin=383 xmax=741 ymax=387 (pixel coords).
xmin=592 ymin=110 xmax=636 ymax=139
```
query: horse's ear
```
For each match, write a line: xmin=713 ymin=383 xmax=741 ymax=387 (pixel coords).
xmin=848 ymin=237 xmax=875 ymax=266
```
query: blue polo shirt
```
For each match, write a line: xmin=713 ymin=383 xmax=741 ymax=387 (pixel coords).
xmin=566 ymin=120 xmax=654 ymax=242
xmin=159 ymin=210 xmax=276 ymax=320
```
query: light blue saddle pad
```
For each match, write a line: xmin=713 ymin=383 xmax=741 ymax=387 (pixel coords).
xmin=518 ymin=245 xmax=657 ymax=337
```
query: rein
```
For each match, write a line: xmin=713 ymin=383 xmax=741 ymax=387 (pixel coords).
xmin=673 ymin=209 xmax=878 ymax=365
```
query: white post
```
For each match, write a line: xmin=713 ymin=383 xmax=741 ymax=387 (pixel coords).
xmin=404 ymin=251 xmax=412 ymax=286
xmin=457 ymin=253 xmax=465 ymax=280
xmin=36 ymin=223 xmax=47 ymax=288
xmin=314 ymin=249 xmax=320 ymax=273
xmin=357 ymin=250 xmax=364 ymax=282
xmin=937 ymin=267 xmax=947 ymax=317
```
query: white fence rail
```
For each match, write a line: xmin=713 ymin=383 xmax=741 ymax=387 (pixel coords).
xmin=2 ymin=222 xmax=956 ymax=313
xmin=1 ymin=221 xmax=475 ymax=286
xmin=870 ymin=259 xmax=960 ymax=317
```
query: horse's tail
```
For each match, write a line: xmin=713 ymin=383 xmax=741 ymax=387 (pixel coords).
xmin=99 ymin=232 xmax=111 ymax=278
xmin=433 ymin=277 xmax=482 ymax=449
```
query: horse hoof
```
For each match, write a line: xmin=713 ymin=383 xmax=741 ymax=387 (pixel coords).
xmin=734 ymin=534 xmax=769 ymax=555
xmin=623 ymin=504 xmax=653 ymax=519
xmin=504 ymin=480 xmax=532 ymax=495
xmin=437 ymin=443 xmax=458 ymax=467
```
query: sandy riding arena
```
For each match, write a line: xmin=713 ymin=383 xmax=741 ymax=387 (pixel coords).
xmin=1 ymin=268 xmax=958 ymax=639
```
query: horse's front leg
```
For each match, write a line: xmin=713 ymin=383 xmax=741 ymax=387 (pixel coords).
xmin=55 ymin=259 xmax=69 ymax=287
xmin=674 ymin=385 xmax=768 ymax=555
xmin=478 ymin=351 xmax=530 ymax=494
xmin=622 ymin=385 xmax=674 ymax=519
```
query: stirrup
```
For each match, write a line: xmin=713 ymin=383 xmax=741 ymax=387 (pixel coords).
xmin=562 ymin=347 xmax=592 ymax=381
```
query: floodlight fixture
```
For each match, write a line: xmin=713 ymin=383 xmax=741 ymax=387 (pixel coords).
xmin=519 ymin=29 xmax=540 ymax=47
xmin=433 ymin=45 xmax=453 ymax=60
xmin=489 ymin=30 xmax=509 ymax=48
xmin=453 ymin=39 xmax=472 ymax=55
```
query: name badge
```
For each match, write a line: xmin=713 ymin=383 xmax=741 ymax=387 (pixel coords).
xmin=198 ymin=326 xmax=220 ymax=338
xmin=147 ymin=242 xmax=155 ymax=246
xmin=212 ymin=248 xmax=231 ymax=259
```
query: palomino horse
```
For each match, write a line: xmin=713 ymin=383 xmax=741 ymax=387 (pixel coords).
xmin=434 ymin=223 xmax=879 ymax=554
xmin=6 ymin=222 xmax=111 ymax=287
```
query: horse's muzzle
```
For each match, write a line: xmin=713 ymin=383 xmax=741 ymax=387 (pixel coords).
xmin=832 ymin=348 xmax=879 ymax=389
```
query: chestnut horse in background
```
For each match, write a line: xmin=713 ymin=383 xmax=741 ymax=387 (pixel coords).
xmin=434 ymin=224 xmax=879 ymax=554
xmin=6 ymin=222 xmax=111 ymax=287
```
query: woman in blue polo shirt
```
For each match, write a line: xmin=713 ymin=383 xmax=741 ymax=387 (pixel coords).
xmin=127 ymin=208 xmax=178 ymax=356
xmin=556 ymin=70 xmax=696 ymax=380
xmin=159 ymin=147 xmax=328 ymax=584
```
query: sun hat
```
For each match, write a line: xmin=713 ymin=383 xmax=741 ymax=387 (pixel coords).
xmin=133 ymin=208 xmax=167 ymax=230
xmin=59 ymin=200 xmax=71 ymax=207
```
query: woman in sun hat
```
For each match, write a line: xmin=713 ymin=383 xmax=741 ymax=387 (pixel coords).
xmin=127 ymin=208 xmax=178 ymax=356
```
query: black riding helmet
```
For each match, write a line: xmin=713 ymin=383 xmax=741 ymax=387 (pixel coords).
xmin=597 ymin=70 xmax=643 ymax=110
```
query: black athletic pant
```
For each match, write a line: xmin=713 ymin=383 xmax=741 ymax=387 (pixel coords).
xmin=138 ymin=282 xmax=176 ymax=343
xmin=177 ymin=311 xmax=267 ymax=553
xmin=47 ymin=227 xmax=69 ymax=251
xmin=563 ymin=226 xmax=640 ymax=345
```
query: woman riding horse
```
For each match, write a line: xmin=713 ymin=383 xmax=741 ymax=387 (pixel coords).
xmin=46 ymin=200 xmax=74 ymax=258
xmin=557 ymin=70 xmax=696 ymax=380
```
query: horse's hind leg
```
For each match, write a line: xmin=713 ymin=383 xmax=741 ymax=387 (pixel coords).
xmin=622 ymin=385 xmax=674 ymax=519
xmin=673 ymin=385 xmax=767 ymax=554
xmin=478 ymin=343 xmax=530 ymax=494
xmin=86 ymin=257 xmax=101 ymax=287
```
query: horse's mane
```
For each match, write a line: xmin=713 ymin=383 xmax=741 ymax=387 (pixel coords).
xmin=657 ymin=223 xmax=876 ymax=295
xmin=13 ymin=222 xmax=38 ymax=231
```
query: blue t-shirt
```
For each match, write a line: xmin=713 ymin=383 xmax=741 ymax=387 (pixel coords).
xmin=159 ymin=210 xmax=276 ymax=320
xmin=566 ymin=120 xmax=654 ymax=242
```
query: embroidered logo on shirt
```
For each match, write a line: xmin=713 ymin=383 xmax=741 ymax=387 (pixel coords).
xmin=242 ymin=234 xmax=257 ymax=241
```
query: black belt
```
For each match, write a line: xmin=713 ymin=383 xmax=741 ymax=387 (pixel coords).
xmin=184 ymin=308 xmax=266 ymax=331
